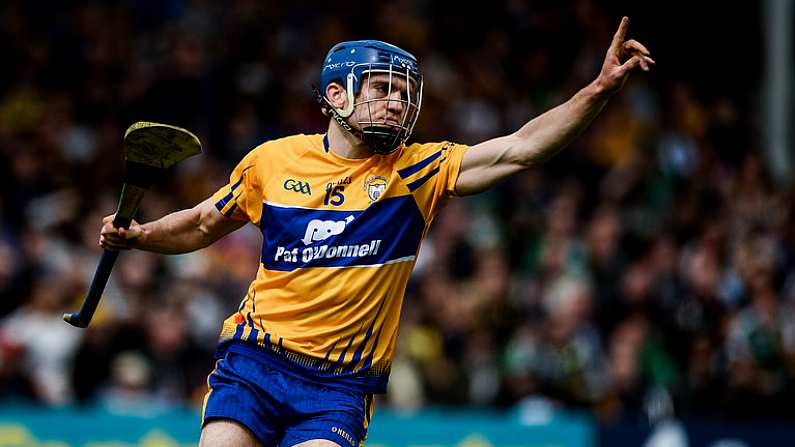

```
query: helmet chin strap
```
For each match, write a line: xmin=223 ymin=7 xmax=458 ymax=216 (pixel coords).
xmin=312 ymin=80 xmax=402 ymax=155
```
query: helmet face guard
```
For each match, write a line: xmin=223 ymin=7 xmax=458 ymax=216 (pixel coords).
xmin=317 ymin=41 xmax=423 ymax=154
xmin=351 ymin=64 xmax=423 ymax=154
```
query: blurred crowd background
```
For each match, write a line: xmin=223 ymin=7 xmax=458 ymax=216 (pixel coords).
xmin=1 ymin=0 xmax=792 ymax=428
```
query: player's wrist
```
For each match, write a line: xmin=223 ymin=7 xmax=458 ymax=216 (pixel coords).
xmin=589 ymin=77 xmax=615 ymax=99
xmin=127 ymin=224 xmax=147 ymax=249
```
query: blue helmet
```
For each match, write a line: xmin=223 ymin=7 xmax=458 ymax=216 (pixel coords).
xmin=316 ymin=40 xmax=424 ymax=154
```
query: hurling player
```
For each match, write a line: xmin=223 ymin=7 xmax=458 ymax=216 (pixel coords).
xmin=100 ymin=17 xmax=652 ymax=447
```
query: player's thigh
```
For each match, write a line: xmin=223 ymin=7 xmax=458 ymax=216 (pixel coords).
xmin=289 ymin=440 xmax=342 ymax=447
xmin=199 ymin=419 xmax=263 ymax=447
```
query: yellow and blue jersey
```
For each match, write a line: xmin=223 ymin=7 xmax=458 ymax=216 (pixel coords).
xmin=211 ymin=133 xmax=467 ymax=393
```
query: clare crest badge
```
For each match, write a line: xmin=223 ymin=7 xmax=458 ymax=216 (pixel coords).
xmin=364 ymin=175 xmax=388 ymax=202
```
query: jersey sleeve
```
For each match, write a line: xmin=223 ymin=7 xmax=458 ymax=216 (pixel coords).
xmin=211 ymin=148 xmax=263 ymax=223
xmin=397 ymin=141 xmax=468 ymax=219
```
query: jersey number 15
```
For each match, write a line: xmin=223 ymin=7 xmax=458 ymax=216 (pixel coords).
xmin=324 ymin=184 xmax=345 ymax=206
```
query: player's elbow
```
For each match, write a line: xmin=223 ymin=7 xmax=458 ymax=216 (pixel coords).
xmin=503 ymin=135 xmax=542 ymax=169
xmin=195 ymin=202 xmax=244 ymax=249
xmin=196 ymin=214 xmax=225 ymax=249
xmin=507 ymin=135 xmax=564 ymax=168
xmin=194 ymin=224 xmax=215 ymax=249
xmin=188 ymin=203 xmax=218 ymax=250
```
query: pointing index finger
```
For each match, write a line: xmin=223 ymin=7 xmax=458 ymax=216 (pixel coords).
xmin=610 ymin=17 xmax=629 ymax=55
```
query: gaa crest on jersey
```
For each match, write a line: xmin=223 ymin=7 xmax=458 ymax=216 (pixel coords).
xmin=283 ymin=178 xmax=312 ymax=195
xmin=364 ymin=176 xmax=388 ymax=202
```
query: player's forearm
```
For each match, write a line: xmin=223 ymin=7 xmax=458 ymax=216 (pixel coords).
xmin=132 ymin=204 xmax=217 ymax=254
xmin=510 ymin=80 xmax=611 ymax=166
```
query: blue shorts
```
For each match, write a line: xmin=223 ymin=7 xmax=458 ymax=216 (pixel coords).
xmin=202 ymin=348 xmax=374 ymax=447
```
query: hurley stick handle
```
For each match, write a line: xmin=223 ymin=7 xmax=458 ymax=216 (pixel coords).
xmin=63 ymin=183 xmax=147 ymax=328
xmin=63 ymin=250 xmax=121 ymax=328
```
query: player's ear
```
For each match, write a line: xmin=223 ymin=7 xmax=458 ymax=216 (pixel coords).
xmin=325 ymin=82 xmax=348 ymax=110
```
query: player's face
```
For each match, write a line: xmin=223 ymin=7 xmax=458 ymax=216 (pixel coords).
xmin=351 ymin=73 xmax=420 ymax=131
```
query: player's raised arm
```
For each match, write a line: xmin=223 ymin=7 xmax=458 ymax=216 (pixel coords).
xmin=455 ymin=17 xmax=654 ymax=196
xmin=99 ymin=197 xmax=247 ymax=254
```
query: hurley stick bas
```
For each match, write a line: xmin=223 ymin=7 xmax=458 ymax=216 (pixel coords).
xmin=63 ymin=122 xmax=202 ymax=328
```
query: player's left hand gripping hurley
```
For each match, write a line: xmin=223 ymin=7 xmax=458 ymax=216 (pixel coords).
xmin=63 ymin=122 xmax=202 ymax=328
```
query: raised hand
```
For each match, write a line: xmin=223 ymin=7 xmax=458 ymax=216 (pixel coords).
xmin=596 ymin=17 xmax=655 ymax=94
